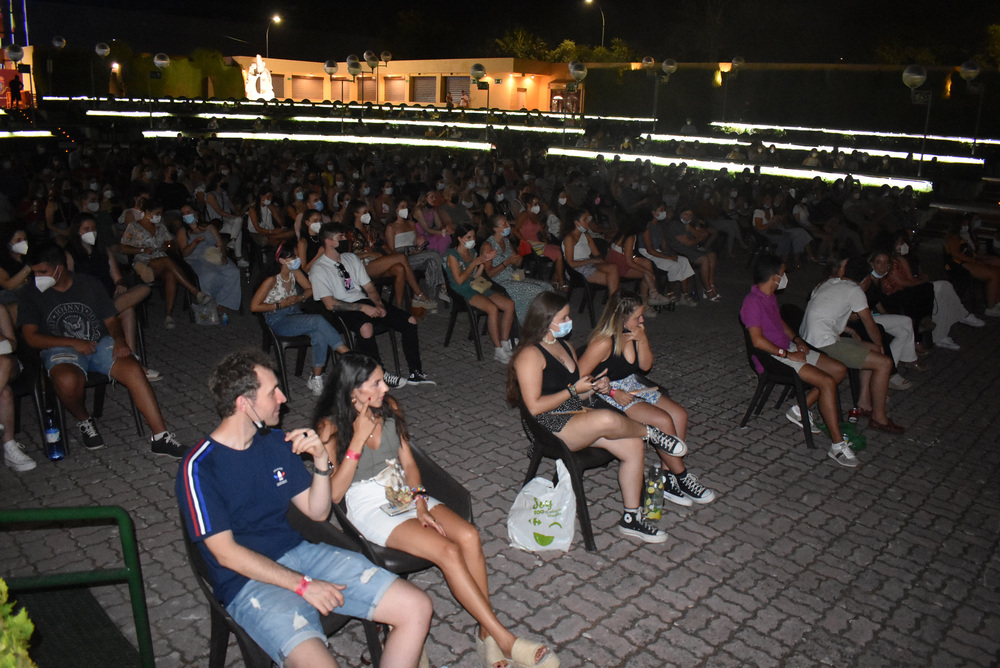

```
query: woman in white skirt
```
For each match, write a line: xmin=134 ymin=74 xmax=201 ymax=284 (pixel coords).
xmin=315 ymin=353 xmax=558 ymax=668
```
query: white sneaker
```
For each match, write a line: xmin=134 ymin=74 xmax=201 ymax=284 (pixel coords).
xmin=494 ymin=346 xmax=512 ymax=364
xmin=437 ymin=286 xmax=451 ymax=303
xmin=164 ymin=315 xmax=175 ymax=330
xmin=306 ymin=374 xmax=325 ymax=396
xmin=889 ymin=374 xmax=912 ymax=391
xmin=236 ymin=257 xmax=250 ymax=268
xmin=648 ymin=292 xmax=671 ymax=306
xmin=828 ymin=441 xmax=859 ymax=468
xmin=196 ymin=291 xmax=213 ymax=305
xmin=960 ymin=313 xmax=985 ymax=327
xmin=786 ymin=405 xmax=821 ymax=433
xmin=985 ymin=305 xmax=1000 ymax=317
xmin=4 ymin=440 xmax=37 ymax=472
xmin=936 ymin=337 xmax=961 ymax=351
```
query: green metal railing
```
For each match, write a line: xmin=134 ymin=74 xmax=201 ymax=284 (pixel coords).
xmin=0 ymin=505 xmax=155 ymax=667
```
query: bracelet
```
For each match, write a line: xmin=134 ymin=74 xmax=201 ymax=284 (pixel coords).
xmin=609 ymin=388 xmax=617 ymax=399
xmin=567 ymin=383 xmax=578 ymax=398
xmin=313 ymin=464 xmax=332 ymax=477
xmin=777 ymin=348 xmax=786 ymax=358
xmin=344 ymin=449 xmax=361 ymax=462
xmin=295 ymin=575 xmax=312 ymax=596
xmin=410 ymin=485 xmax=429 ymax=501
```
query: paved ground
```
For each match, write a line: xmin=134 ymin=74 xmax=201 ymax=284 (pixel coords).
xmin=2 ymin=250 xmax=998 ymax=667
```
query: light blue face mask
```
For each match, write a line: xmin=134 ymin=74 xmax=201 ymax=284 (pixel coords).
xmin=501 ymin=227 xmax=511 ymax=236
xmin=286 ymin=257 xmax=302 ymax=271
xmin=182 ymin=213 xmax=197 ymax=225
xmin=314 ymin=201 xmax=324 ymax=212
xmin=552 ymin=320 xmax=573 ymax=338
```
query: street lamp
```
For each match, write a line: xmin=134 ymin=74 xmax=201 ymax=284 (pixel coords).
xmin=584 ymin=0 xmax=605 ymax=49
xmin=721 ymin=56 xmax=744 ymax=123
xmin=643 ymin=57 xmax=677 ymax=132
xmin=902 ymin=64 xmax=931 ymax=176
xmin=471 ymin=63 xmax=489 ymax=109
xmin=93 ymin=42 xmax=111 ymax=98
xmin=346 ymin=55 xmax=362 ymax=103
xmin=265 ymin=14 xmax=281 ymax=59
xmin=48 ymin=36 xmax=66 ymax=96
xmin=959 ymin=60 xmax=984 ymax=155
xmin=564 ymin=61 xmax=588 ymax=145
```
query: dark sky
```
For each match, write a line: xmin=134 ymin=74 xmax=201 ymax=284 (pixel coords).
xmin=16 ymin=0 xmax=1000 ymax=65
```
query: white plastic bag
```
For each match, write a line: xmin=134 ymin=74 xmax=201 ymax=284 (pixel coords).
xmin=507 ymin=459 xmax=576 ymax=551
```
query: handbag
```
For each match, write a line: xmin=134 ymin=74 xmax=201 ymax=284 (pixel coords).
xmin=507 ymin=459 xmax=576 ymax=551
xmin=190 ymin=295 xmax=220 ymax=325
xmin=469 ymin=276 xmax=491 ymax=294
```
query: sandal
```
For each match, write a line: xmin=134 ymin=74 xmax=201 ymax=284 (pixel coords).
xmin=511 ymin=637 xmax=559 ymax=668
xmin=869 ymin=417 xmax=905 ymax=434
xmin=476 ymin=635 xmax=510 ymax=668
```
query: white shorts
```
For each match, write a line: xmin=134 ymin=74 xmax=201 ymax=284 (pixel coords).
xmin=771 ymin=344 xmax=821 ymax=373
xmin=638 ymin=249 xmax=695 ymax=281
xmin=345 ymin=478 xmax=441 ymax=546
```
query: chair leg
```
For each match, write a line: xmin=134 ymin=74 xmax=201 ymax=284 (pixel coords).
xmin=754 ymin=382 xmax=776 ymax=417
xmin=293 ymin=346 xmax=307 ymax=378
xmin=443 ymin=306 xmax=459 ymax=347
xmin=741 ymin=379 xmax=769 ymax=427
xmin=774 ymin=385 xmax=792 ymax=409
xmin=387 ymin=331 xmax=401 ymax=376
xmin=92 ymin=384 xmax=106 ymax=419
xmin=558 ymin=458 xmax=598 ymax=552
xmin=522 ymin=447 xmax=545 ymax=486
xmin=275 ymin=347 xmax=290 ymax=397
xmin=795 ymin=386 xmax=815 ymax=449
xmin=363 ymin=620 xmax=384 ymax=668
xmin=207 ymin=609 xmax=231 ymax=668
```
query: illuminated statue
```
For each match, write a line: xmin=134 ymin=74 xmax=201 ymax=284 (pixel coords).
xmin=245 ymin=54 xmax=275 ymax=101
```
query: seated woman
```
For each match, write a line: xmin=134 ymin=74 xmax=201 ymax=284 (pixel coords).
xmin=314 ymin=352 xmax=559 ymax=668
xmin=251 ymin=243 xmax=349 ymax=396
xmin=65 ymin=214 xmax=160 ymax=381
xmin=121 ymin=198 xmax=210 ymax=329
xmin=578 ymin=290 xmax=716 ymax=506
xmin=668 ymin=208 xmax=721 ymax=302
xmin=944 ymin=218 xmax=1000 ymax=317
xmin=0 ymin=228 xmax=32 ymax=323
xmin=347 ymin=201 xmax=436 ymax=312
xmin=753 ymin=194 xmax=812 ymax=267
xmin=176 ymin=204 xmax=243 ymax=313
xmin=1 ymin=303 xmax=35 ymax=472
xmin=481 ymin=214 xmax=550 ymax=324
xmin=384 ymin=199 xmax=447 ymax=304
xmin=604 ymin=218 xmax=671 ymax=311
xmin=513 ymin=194 xmax=564 ymax=285
xmin=561 ymin=208 xmax=620 ymax=295
xmin=246 ymin=188 xmax=296 ymax=247
xmin=508 ymin=291 xmax=688 ymax=543
xmin=415 ymin=190 xmax=453 ymax=256
xmin=641 ymin=206 xmax=696 ymax=306
xmin=445 ymin=223 xmax=516 ymax=364
xmin=296 ymin=209 xmax=327 ymax=273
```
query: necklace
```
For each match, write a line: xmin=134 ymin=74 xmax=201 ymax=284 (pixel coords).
xmin=542 ymin=336 xmax=557 ymax=345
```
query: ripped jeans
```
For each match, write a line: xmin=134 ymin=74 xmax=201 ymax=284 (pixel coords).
xmin=226 ymin=541 xmax=396 ymax=665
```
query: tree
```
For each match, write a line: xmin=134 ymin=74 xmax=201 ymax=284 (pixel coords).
xmin=494 ymin=27 xmax=549 ymax=60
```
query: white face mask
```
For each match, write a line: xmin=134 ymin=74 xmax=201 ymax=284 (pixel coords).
xmin=150 ymin=214 xmax=162 ymax=225
xmin=309 ymin=222 xmax=322 ymax=235
xmin=495 ymin=193 xmax=504 ymax=202
xmin=558 ymin=197 xmax=567 ymax=206
xmin=463 ymin=239 xmax=476 ymax=249
xmin=898 ymin=243 xmax=909 ymax=255
xmin=262 ymin=199 xmax=271 ymax=207
xmin=398 ymin=208 xmax=409 ymax=219
xmin=335 ymin=181 xmax=344 ymax=188
xmin=655 ymin=211 xmax=667 ymax=221
xmin=35 ymin=273 xmax=57 ymax=293
xmin=360 ymin=213 xmax=372 ymax=225
xmin=776 ymin=273 xmax=788 ymax=290
xmin=385 ymin=187 xmax=393 ymax=195
xmin=103 ymin=190 xmax=114 ymax=199
xmin=81 ymin=231 xmax=97 ymax=246
xmin=871 ymin=269 xmax=887 ymax=279
xmin=530 ymin=205 xmax=541 ymax=215
xmin=10 ymin=240 xmax=28 ymax=255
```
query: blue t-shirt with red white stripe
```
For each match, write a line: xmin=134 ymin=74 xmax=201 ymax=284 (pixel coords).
xmin=176 ymin=429 xmax=311 ymax=605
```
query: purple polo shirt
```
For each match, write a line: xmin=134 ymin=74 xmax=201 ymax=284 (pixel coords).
xmin=740 ymin=285 xmax=790 ymax=374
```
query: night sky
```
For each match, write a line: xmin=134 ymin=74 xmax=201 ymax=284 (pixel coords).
xmin=15 ymin=0 xmax=1000 ymax=65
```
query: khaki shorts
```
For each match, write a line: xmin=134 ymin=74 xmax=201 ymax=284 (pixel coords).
xmin=819 ymin=338 xmax=871 ymax=369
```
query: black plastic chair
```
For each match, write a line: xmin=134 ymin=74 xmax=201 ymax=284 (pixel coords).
xmin=180 ymin=511 xmax=383 ymax=668
xmin=442 ymin=279 xmax=492 ymax=361
xmin=330 ymin=314 xmax=401 ymax=376
xmin=11 ymin=340 xmax=47 ymax=447
xmin=518 ymin=404 xmax=615 ymax=552
xmin=288 ymin=442 xmax=473 ymax=578
xmin=255 ymin=312 xmax=311 ymax=399
xmin=779 ymin=304 xmax=861 ymax=408
xmin=738 ymin=316 xmax=815 ymax=448
xmin=563 ymin=259 xmax=609 ymax=328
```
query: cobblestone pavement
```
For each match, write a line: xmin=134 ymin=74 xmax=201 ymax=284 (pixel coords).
xmin=2 ymin=256 xmax=998 ymax=667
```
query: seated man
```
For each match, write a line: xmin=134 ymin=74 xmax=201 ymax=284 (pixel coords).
xmin=306 ymin=223 xmax=433 ymax=388
xmin=19 ymin=243 xmax=185 ymax=458
xmin=740 ymin=256 xmax=857 ymax=467
xmin=177 ymin=350 xmax=431 ymax=668
xmin=801 ymin=255 xmax=905 ymax=434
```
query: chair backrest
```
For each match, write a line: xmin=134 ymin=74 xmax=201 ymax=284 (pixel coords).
xmin=518 ymin=403 xmax=615 ymax=472
xmin=738 ymin=314 xmax=799 ymax=380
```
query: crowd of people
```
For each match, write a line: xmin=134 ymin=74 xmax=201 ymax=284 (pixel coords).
xmin=1 ymin=129 xmax=996 ymax=666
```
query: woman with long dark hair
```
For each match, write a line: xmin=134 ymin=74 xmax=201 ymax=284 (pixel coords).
xmin=315 ymin=353 xmax=558 ymax=668
xmin=507 ymin=291 xmax=688 ymax=544
xmin=250 ymin=243 xmax=349 ymax=396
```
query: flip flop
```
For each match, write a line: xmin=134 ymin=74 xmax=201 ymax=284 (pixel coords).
xmin=511 ymin=637 xmax=559 ymax=668
xmin=475 ymin=635 xmax=510 ymax=668
xmin=419 ymin=647 xmax=430 ymax=668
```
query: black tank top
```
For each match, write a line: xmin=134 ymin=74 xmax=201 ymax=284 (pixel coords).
xmin=536 ymin=340 xmax=580 ymax=395
xmin=592 ymin=339 xmax=642 ymax=382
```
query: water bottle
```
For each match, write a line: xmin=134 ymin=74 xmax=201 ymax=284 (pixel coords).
xmin=44 ymin=407 xmax=65 ymax=461
xmin=642 ymin=466 xmax=663 ymax=520
xmin=221 ymin=313 xmax=229 ymax=325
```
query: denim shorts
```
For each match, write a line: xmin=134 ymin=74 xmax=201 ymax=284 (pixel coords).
xmin=226 ymin=541 xmax=396 ymax=665
xmin=41 ymin=336 xmax=116 ymax=377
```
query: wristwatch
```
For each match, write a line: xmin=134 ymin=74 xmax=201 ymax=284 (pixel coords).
xmin=777 ymin=348 xmax=786 ymax=358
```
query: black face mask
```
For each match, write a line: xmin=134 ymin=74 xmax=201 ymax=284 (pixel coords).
xmin=336 ymin=240 xmax=350 ymax=254
xmin=450 ymin=195 xmax=459 ymax=204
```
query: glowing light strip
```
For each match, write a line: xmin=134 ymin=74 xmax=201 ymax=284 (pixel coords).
xmin=196 ymin=113 xmax=267 ymax=120
xmin=648 ymin=133 xmax=984 ymax=166
xmin=546 ymin=147 xmax=934 ymax=192
xmin=0 ymin=131 xmax=54 ymax=138
xmin=87 ymin=110 xmax=174 ymax=118
xmin=290 ymin=115 xmax=584 ymax=134
xmin=711 ymin=122 xmax=1000 ymax=147
xmin=142 ymin=130 xmax=494 ymax=150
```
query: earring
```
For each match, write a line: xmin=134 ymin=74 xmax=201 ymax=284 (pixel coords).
xmin=351 ymin=397 xmax=357 ymax=404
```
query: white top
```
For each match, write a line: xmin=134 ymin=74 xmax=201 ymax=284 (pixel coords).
xmin=392 ymin=230 xmax=416 ymax=250
xmin=309 ymin=253 xmax=369 ymax=303
xmin=800 ymin=278 xmax=870 ymax=348
xmin=572 ymin=231 xmax=591 ymax=261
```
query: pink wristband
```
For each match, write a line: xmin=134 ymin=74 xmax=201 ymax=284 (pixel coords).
xmin=344 ymin=449 xmax=361 ymax=462
xmin=295 ymin=575 xmax=312 ymax=596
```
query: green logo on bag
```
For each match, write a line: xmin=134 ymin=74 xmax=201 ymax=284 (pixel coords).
xmin=533 ymin=533 xmax=554 ymax=546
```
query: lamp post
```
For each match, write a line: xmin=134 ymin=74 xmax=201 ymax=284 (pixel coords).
xmin=959 ymin=60 xmax=984 ymax=156
xmin=584 ymin=0 xmax=605 ymax=49
xmin=265 ymin=14 xmax=281 ymax=59
xmin=380 ymin=50 xmax=392 ymax=107
xmin=364 ymin=50 xmax=378 ymax=105
xmin=902 ymin=64 xmax=931 ymax=176
xmin=150 ymin=53 xmax=170 ymax=130
xmin=471 ymin=63 xmax=488 ymax=109
xmin=721 ymin=56 xmax=743 ymax=123
xmin=48 ymin=36 xmax=65 ymax=97
xmin=93 ymin=42 xmax=110 ymax=97
xmin=347 ymin=54 xmax=362 ymax=104
xmin=565 ymin=61 xmax=588 ymax=145
xmin=643 ymin=57 xmax=677 ymax=132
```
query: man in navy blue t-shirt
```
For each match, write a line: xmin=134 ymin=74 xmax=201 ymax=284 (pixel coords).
xmin=177 ymin=349 xmax=431 ymax=667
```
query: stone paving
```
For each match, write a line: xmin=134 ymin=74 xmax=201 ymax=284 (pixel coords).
xmin=1 ymin=254 xmax=999 ymax=667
